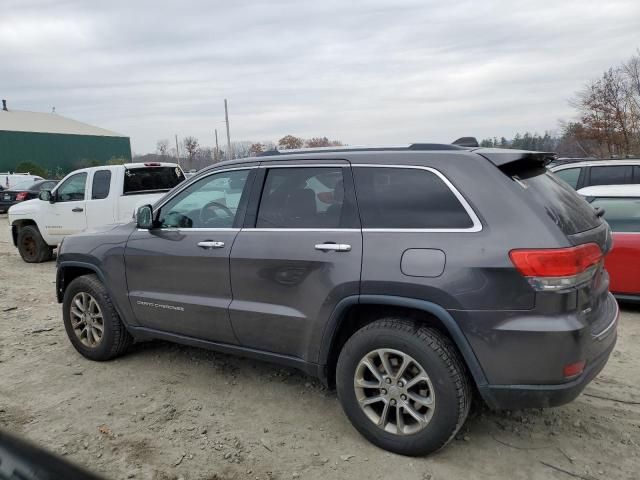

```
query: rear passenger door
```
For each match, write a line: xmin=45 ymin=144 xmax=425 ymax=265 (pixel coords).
xmin=229 ymin=162 xmax=362 ymax=360
xmin=85 ymin=169 xmax=114 ymax=229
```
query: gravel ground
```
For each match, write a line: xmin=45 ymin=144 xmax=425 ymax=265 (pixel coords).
xmin=1 ymin=214 xmax=639 ymax=480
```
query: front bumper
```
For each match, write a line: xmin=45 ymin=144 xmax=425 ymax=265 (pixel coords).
xmin=477 ymin=295 xmax=619 ymax=410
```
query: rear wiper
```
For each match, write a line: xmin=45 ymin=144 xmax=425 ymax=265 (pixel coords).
xmin=594 ymin=207 xmax=605 ymax=218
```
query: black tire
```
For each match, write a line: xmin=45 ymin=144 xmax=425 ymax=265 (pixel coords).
xmin=17 ymin=225 xmax=53 ymax=263
xmin=336 ymin=319 xmax=471 ymax=456
xmin=62 ymin=274 xmax=133 ymax=361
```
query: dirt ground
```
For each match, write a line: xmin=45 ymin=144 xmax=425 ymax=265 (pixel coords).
xmin=1 ymin=215 xmax=639 ymax=480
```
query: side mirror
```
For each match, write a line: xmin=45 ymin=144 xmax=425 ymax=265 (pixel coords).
xmin=39 ymin=190 xmax=54 ymax=203
xmin=136 ymin=204 xmax=154 ymax=229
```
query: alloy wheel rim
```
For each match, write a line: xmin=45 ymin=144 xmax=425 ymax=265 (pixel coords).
xmin=70 ymin=292 xmax=104 ymax=348
xmin=354 ymin=348 xmax=435 ymax=435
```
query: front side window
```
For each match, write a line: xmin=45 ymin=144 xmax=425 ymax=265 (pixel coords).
xmin=159 ymin=169 xmax=250 ymax=228
xmin=590 ymin=197 xmax=640 ymax=232
xmin=256 ymin=167 xmax=344 ymax=228
xmin=56 ymin=173 xmax=87 ymax=202
xmin=554 ymin=167 xmax=581 ymax=188
xmin=353 ymin=167 xmax=473 ymax=229
xmin=589 ymin=166 xmax=632 ymax=186
xmin=91 ymin=170 xmax=111 ymax=200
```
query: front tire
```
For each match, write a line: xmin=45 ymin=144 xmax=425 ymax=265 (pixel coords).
xmin=17 ymin=225 xmax=53 ymax=263
xmin=336 ymin=319 xmax=471 ymax=456
xmin=62 ymin=275 xmax=132 ymax=361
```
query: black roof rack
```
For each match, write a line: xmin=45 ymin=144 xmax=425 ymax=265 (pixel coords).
xmin=259 ymin=143 xmax=468 ymax=157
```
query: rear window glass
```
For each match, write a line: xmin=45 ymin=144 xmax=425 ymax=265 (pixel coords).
xmin=589 ymin=166 xmax=632 ymax=186
xmin=123 ymin=166 xmax=184 ymax=195
xmin=590 ymin=197 xmax=640 ymax=232
xmin=353 ymin=167 xmax=474 ymax=229
xmin=516 ymin=168 xmax=600 ymax=235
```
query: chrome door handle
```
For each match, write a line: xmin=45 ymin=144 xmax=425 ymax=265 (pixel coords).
xmin=315 ymin=243 xmax=351 ymax=252
xmin=197 ymin=241 xmax=225 ymax=249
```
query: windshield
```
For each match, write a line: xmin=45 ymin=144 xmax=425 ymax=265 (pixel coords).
xmin=123 ymin=166 xmax=184 ymax=195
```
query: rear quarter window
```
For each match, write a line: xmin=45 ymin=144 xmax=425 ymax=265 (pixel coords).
xmin=123 ymin=166 xmax=184 ymax=195
xmin=353 ymin=166 xmax=475 ymax=229
xmin=588 ymin=165 xmax=633 ymax=186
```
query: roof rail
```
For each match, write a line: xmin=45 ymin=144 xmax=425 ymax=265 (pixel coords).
xmin=259 ymin=143 xmax=467 ymax=156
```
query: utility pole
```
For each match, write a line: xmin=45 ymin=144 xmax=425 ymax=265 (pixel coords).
xmin=224 ymin=99 xmax=232 ymax=160
xmin=214 ymin=129 xmax=220 ymax=163
xmin=175 ymin=134 xmax=181 ymax=168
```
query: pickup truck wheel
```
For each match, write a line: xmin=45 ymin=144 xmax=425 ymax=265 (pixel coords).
xmin=17 ymin=225 xmax=53 ymax=263
xmin=63 ymin=274 xmax=132 ymax=361
xmin=336 ymin=319 xmax=471 ymax=456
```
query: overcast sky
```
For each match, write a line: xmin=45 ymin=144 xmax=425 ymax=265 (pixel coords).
xmin=2 ymin=0 xmax=639 ymax=154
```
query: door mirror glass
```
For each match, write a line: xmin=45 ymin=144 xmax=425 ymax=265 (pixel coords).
xmin=136 ymin=205 xmax=154 ymax=229
xmin=38 ymin=190 xmax=53 ymax=202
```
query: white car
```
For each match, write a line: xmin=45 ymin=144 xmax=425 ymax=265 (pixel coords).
xmin=550 ymin=159 xmax=640 ymax=190
xmin=8 ymin=162 xmax=185 ymax=262
xmin=1 ymin=173 xmax=44 ymax=190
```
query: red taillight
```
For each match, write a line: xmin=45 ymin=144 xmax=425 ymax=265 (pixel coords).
xmin=563 ymin=360 xmax=586 ymax=378
xmin=509 ymin=243 xmax=602 ymax=277
xmin=144 ymin=162 xmax=161 ymax=167
xmin=509 ymin=243 xmax=603 ymax=291
xmin=16 ymin=191 xmax=28 ymax=201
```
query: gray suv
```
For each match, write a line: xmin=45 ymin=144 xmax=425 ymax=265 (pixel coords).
xmin=56 ymin=144 xmax=618 ymax=456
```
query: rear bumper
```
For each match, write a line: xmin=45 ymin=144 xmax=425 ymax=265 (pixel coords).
xmin=0 ymin=200 xmax=16 ymax=212
xmin=471 ymin=293 xmax=619 ymax=410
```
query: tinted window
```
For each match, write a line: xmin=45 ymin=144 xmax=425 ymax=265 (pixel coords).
xmin=590 ymin=197 xmax=640 ymax=232
xmin=91 ymin=170 xmax=111 ymax=200
xmin=56 ymin=173 xmax=87 ymax=202
xmin=589 ymin=166 xmax=632 ymax=186
xmin=516 ymin=168 xmax=599 ymax=235
xmin=124 ymin=166 xmax=184 ymax=195
xmin=554 ymin=168 xmax=581 ymax=188
xmin=257 ymin=167 xmax=344 ymax=228
xmin=634 ymin=166 xmax=640 ymax=182
xmin=160 ymin=169 xmax=249 ymax=228
xmin=353 ymin=167 xmax=473 ymax=229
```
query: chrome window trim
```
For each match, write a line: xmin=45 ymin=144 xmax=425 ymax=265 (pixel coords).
xmin=353 ymin=164 xmax=483 ymax=233
xmin=136 ymin=228 xmax=240 ymax=232
xmin=259 ymin=163 xmax=349 ymax=168
xmin=246 ymin=228 xmax=360 ymax=233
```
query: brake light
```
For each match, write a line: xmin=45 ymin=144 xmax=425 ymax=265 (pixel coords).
xmin=16 ymin=191 xmax=28 ymax=201
xmin=144 ymin=162 xmax=161 ymax=167
xmin=563 ymin=360 xmax=586 ymax=378
xmin=509 ymin=243 xmax=603 ymax=291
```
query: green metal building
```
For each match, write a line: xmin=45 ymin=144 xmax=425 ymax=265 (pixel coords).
xmin=0 ymin=102 xmax=131 ymax=174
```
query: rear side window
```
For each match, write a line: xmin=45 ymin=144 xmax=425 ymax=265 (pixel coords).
xmin=589 ymin=166 xmax=632 ymax=186
xmin=257 ymin=167 xmax=345 ymax=228
xmin=590 ymin=197 xmax=640 ymax=232
xmin=516 ymin=168 xmax=599 ymax=234
xmin=353 ymin=167 xmax=474 ymax=229
xmin=91 ymin=170 xmax=111 ymax=200
xmin=553 ymin=167 xmax=581 ymax=188
xmin=123 ymin=166 xmax=184 ymax=195
xmin=634 ymin=166 xmax=640 ymax=182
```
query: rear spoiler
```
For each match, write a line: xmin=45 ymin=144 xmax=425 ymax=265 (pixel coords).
xmin=473 ymin=148 xmax=557 ymax=170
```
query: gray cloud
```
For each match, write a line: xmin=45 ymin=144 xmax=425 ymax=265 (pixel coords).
xmin=2 ymin=0 xmax=639 ymax=153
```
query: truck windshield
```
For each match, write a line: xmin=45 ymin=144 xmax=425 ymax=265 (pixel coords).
xmin=123 ymin=166 xmax=184 ymax=195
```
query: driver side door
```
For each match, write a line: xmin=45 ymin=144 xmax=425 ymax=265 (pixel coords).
xmin=125 ymin=166 xmax=256 ymax=343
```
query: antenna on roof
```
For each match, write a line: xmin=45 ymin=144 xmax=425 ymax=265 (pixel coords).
xmin=452 ymin=137 xmax=479 ymax=147
xmin=2 ymin=99 xmax=7 ymax=111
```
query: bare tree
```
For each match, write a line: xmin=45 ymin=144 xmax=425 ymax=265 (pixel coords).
xmin=182 ymin=137 xmax=199 ymax=170
xmin=278 ymin=135 xmax=304 ymax=150
xmin=156 ymin=139 xmax=170 ymax=157
xmin=249 ymin=143 xmax=264 ymax=156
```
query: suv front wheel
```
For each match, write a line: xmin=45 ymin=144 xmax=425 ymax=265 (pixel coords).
xmin=336 ymin=319 xmax=471 ymax=456
xmin=62 ymin=274 xmax=133 ymax=361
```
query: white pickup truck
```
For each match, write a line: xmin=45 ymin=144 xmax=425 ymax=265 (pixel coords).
xmin=8 ymin=162 xmax=185 ymax=262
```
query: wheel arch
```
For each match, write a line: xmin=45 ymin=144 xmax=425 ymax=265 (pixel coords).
xmin=57 ymin=261 xmax=132 ymax=330
xmin=319 ymin=295 xmax=488 ymax=391
xmin=10 ymin=219 xmax=38 ymax=247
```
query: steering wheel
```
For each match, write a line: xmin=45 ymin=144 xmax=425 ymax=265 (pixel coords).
xmin=199 ymin=200 xmax=233 ymax=225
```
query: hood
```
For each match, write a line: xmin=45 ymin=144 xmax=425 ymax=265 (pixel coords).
xmin=7 ymin=198 xmax=41 ymax=217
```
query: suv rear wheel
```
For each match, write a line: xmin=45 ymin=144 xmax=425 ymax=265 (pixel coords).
xmin=336 ymin=319 xmax=471 ymax=456
xmin=17 ymin=225 xmax=53 ymax=263
xmin=62 ymin=275 xmax=132 ymax=361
